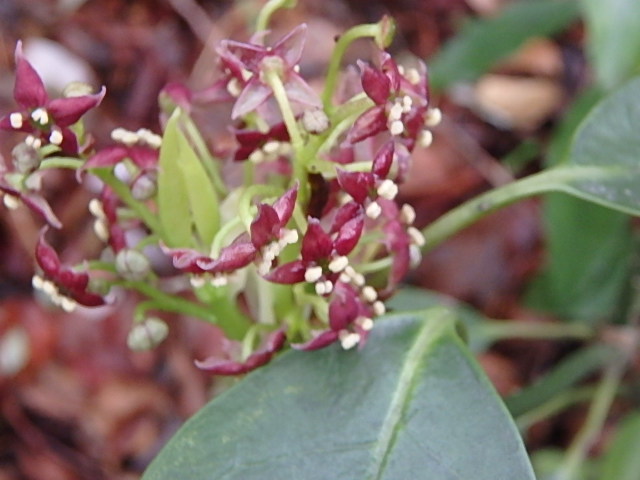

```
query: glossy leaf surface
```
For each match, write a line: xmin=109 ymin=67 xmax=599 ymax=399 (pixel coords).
xmin=143 ymin=311 xmax=535 ymax=480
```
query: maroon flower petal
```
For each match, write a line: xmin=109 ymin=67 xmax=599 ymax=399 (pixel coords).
xmin=231 ymin=79 xmax=272 ymax=119
xmin=347 ymin=106 xmax=387 ymax=144
xmin=47 ymin=86 xmax=106 ymax=127
xmin=380 ymin=52 xmax=401 ymax=92
xmin=272 ymin=183 xmax=298 ymax=225
xmin=372 ymin=141 xmax=394 ymax=178
xmin=84 ymin=146 xmax=129 ymax=170
xmin=272 ymin=23 xmax=307 ymax=67
xmin=35 ymin=228 xmax=61 ymax=277
xmin=283 ymin=73 xmax=322 ymax=109
xmin=329 ymin=283 xmax=359 ymax=331
xmin=336 ymin=169 xmax=374 ymax=204
xmin=1 ymin=183 xmax=62 ymax=228
xmin=291 ymin=330 xmax=339 ymax=351
xmin=330 ymin=201 xmax=362 ymax=234
xmin=360 ymin=60 xmax=391 ymax=105
xmin=334 ymin=214 xmax=364 ymax=256
xmin=196 ymin=239 xmax=257 ymax=273
xmin=250 ymin=204 xmax=280 ymax=249
xmin=263 ymin=259 xmax=306 ymax=284
xmin=301 ymin=218 xmax=333 ymax=262
xmin=13 ymin=41 xmax=48 ymax=109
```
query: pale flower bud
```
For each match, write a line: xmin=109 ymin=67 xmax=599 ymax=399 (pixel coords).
xmin=115 ymin=249 xmax=151 ymax=281
xmin=127 ymin=317 xmax=169 ymax=351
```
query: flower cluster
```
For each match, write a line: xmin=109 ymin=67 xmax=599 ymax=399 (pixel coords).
xmin=0 ymin=11 xmax=439 ymax=375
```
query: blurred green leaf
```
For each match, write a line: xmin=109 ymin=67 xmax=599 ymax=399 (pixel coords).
xmin=600 ymin=411 xmax=640 ymax=480
xmin=143 ymin=311 xmax=535 ymax=480
xmin=428 ymin=0 xmax=580 ymax=90
xmin=581 ymin=0 xmax=640 ymax=89
xmin=176 ymin=123 xmax=220 ymax=247
xmin=157 ymin=111 xmax=193 ymax=247
xmin=505 ymin=344 xmax=616 ymax=417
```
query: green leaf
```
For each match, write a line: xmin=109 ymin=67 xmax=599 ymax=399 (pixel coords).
xmin=428 ymin=0 xmax=580 ymax=90
xmin=176 ymin=123 xmax=220 ymax=247
xmin=143 ymin=311 xmax=535 ymax=480
xmin=600 ymin=412 xmax=640 ymax=480
xmin=157 ymin=110 xmax=220 ymax=248
xmin=505 ymin=344 xmax=616 ymax=417
xmin=157 ymin=111 xmax=193 ymax=247
xmin=581 ymin=0 xmax=640 ymax=89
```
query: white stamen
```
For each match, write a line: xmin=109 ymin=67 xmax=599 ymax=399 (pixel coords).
xmin=356 ymin=316 xmax=374 ymax=331
xmin=377 ymin=179 xmax=398 ymax=200
xmin=315 ymin=280 xmax=333 ymax=296
xmin=30 ymin=108 xmax=49 ymax=125
xmin=407 ymin=226 xmax=426 ymax=247
xmin=418 ymin=130 xmax=433 ymax=148
xmin=339 ymin=272 xmax=351 ymax=284
xmin=304 ymin=265 xmax=323 ymax=283
xmin=3 ymin=195 xmax=19 ymax=210
xmin=89 ymin=199 xmax=105 ymax=219
xmin=42 ymin=280 xmax=58 ymax=297
xmin=279 ymin=229 xmax=299 ymax=247
xmin=409 ymin=245 xmax=422 ymax=268
xmin=240 ymin=69 xmax=253 ymax=81
xmin=328 ymin=255 xmax=349 ymax=273
xmin=373 ymin=300 xmax=386 ymax=316
xmin=60 ymin=296 xmax=77 ymax=312
xmin=32 ymin=275 xmax=44 ymax=290
xmin=249 ymin=150 xmax=265 ymax=164
xmin=361 ymin=285 xmax=378 ymax=303
xmin=136 ymin=128 xmax=162 ymax=148
xmin=400 ymin=204 xmax=416 ymax=225
xmin=366 ymin=201 xmax=382 ymax=219
xmin=388 ymin=102 xmax=404 ymax=122
xmin=226 ymin=78 xmax=242 ymax=97
xmin=49 ymin=128 xmax=63 ymax=145
xmin=190 ymin=276 xmax=206 ymax=288
xmin=397 ymin=65 xmax=406 ymax=75
xmin=405 ymin=68 xmax=421 ymax=85
xmin=111 ymin=127 xmax=138 ymax=146
xmin=402 ymin=95 xmax=413 ymax=112
xmin=425 ymin=107 xmax=442 ymax=127
xmin=93 ymin=219 xmax=109 ymax=242
xmin=9 ymin=113 xmax=23 ymax=129
xmin=211 ymin=275 xmax=228 ymax=287
xmin=389 ymin=120 xmax=404 ymax=136
xmin=262 ymin=140 xmax=280 ymax=154
xmin=25 ymin=135 xmax=41 ymax=149
xmin=339 ymin=331 xmax=360 ymax=350
xmin=293 ymin=64 xmax=300 ymax=73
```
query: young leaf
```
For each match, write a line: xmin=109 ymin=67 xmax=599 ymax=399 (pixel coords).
xmin=428 ymin=0 xmax=580 ymax=90
xmin=142 ymin=311 xmax=535 ymax=480
xmin=175 ymin=121 xmax=220 ymax=247
xmin=157 ymin=110 xmax=193 ymax=247
xmin=582 ymin=0 xmax=640 ymax=89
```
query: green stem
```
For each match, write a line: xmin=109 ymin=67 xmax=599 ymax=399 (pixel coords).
xmin=554 ymin=359 xmax=626 ymax=480
xmin=264 ymin=70 xmax=304 ymax=153
xmin=39 ymin=157 xmax=84 ymax=170
xmin=516 ymin=386 xmax=597 ymax=432
xmin=255 ymin=0 xmax=296 ymax=33
xmin=122 ymin=280 xmax=218 ymax=324
xmin=321 ymin=23 xmax=382 ymax=113
xmin=479 ymin=321 xmax=594 ymax=343
xmin=421 ymin=167 xmax=599 ymax=253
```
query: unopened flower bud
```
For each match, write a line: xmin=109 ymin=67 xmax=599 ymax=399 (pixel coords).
xmin=131 ymin=173 xmax=157 ymax=200
xmin=12 ymin=142 xmax=41 ymax=173
xmin=115 ymin=249 xmax=151 ymax=281
xmin=302 ymin=108 xmax=330 ymax=134
xmin=127 ymin=317 xmax=169 ymax=351
xmin=375 ymin=15 xmax=396 ymax=49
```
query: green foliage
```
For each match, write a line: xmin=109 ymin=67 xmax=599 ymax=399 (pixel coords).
xmin=600 ymin=412 xmax=640 ymax=480
xmin=581 ymin=0 xmax=640 ymax=89
xmin=142 ymin=311 xmax=535 ymax=480
xmin=157 ymin=110 xmax=220 ymax=248
xmin=428 ymin=0 xmax=580 ymax=90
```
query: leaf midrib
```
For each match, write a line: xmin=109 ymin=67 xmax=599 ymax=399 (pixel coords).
xmin=367 ymin=309 xmax=453 ymax=480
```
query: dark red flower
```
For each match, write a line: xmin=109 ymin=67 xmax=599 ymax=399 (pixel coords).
xmin=195 ymin=329 xmax=286 ymax=375
xmin=0 ymin=41 xmax=105 ymax=154
xmin=0 ymin=176 xmax=61 ymax=228
xmin=33 ymin=228 xmax=106 ymax=309
xmin=216 ymin=24 xmax=321 ymax=119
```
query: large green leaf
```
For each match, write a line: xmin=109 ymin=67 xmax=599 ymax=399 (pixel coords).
xmin=143 ymin=311 xmax=535 ymax=480
xmin=581 ymin=0 xmax=640 ymax=89
xmin=600 ymin=412 xmax=640 ymax=480
xmin=428 ymin=0 xmax=579 ymax=90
